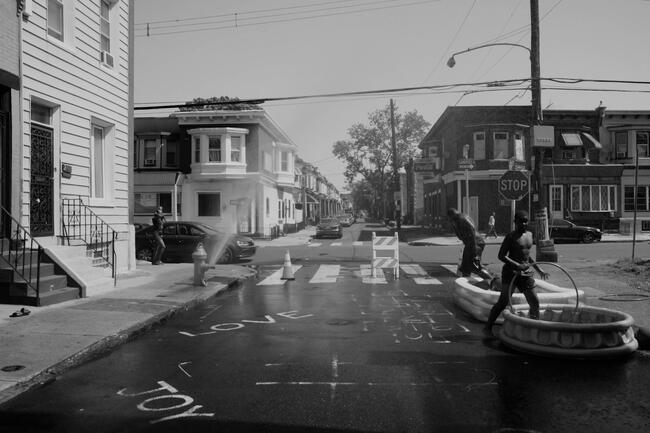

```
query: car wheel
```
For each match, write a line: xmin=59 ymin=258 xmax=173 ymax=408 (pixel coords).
xmin=582 ymin=232 xmax=596 ymax=244
xmin=217 ymin=247 xmax=235 ymax=264
xmin=136 ymin=247 xmax=153 ymax=262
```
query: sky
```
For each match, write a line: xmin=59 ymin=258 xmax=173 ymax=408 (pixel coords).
xmin=133 ymin=0 xmax=650 ymax=192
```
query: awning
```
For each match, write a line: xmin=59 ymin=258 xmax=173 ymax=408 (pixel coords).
xmin=561 ymin=133 xmax=583 ymax=147
xmin=581 ymin=132 xmax=603 ymax=149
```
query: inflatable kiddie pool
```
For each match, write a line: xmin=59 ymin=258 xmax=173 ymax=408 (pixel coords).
xmin=498 ymin=262 xmax=638 ymax=359
xmin=453 ymin=274 xmax=585 ymax=324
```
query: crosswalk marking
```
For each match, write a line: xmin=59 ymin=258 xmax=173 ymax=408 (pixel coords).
xmin=399 ymin=264 xmax=442 ymax=285
xmin=441 ymin=264 xmax=459 ymax=275
xmin=360 ymin=264 xmax=386 ymax=284
xmin=353 ymin=241 xmax=363 ymax=246
xmin=309 ymin=264 xmax=340 ymax=284
xmin=413 ymin=277 xmax=442 ymax=285
xmin=331 ymin=242 xmax=342 ymax=246
xmin=308 ymin=242 xmax=322 ymax=247
xmin=257 ymin=265 xmax=303 ymax=285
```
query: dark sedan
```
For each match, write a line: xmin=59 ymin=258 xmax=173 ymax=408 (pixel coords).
xmin=316 ymin=217 xmax=343 ymax=239
xmin=135 ymin=221 xmax=256 ymax=263
xmin=532 ymin=218 xmax=602 ymax=244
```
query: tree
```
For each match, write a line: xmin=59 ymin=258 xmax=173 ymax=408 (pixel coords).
xmin=333 ymin=102 xmax=430 ymax=218
xmin=179 ymin=96 xmax=262 ymax=112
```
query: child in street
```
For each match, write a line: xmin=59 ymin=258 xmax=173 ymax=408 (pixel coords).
xmin=487 ymin=212 xmax=498 ymax=238
xmin=483 ymin=210 xmax=549 ymax=337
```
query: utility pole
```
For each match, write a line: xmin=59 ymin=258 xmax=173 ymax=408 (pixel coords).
xmin=530 ymin=0 xmax=557 ymax=262
xmin=390 ymin=99 xmax=401 ymax=230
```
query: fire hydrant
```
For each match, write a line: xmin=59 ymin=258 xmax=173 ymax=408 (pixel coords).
xmin=192 ymin=243 xmax=215 ymax=286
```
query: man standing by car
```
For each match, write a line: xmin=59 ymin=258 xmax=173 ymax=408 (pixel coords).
xmin=151 ymin=207 xmax=166 ymax=265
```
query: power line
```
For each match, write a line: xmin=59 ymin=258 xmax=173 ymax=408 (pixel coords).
xmin=134 ymin=77 xmax=650 ymax=110
xmin=136 ymin=0 xmax=440 ymax=37
xmin=420 ymin=0 xmax=477 ymax=85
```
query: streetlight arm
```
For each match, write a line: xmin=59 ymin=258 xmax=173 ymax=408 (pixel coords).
xmin=447 ymin=42 xmax=531 ymax=67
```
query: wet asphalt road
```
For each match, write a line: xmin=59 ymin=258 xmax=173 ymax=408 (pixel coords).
xmin=1 ymin=258 xmax=649 ymax=433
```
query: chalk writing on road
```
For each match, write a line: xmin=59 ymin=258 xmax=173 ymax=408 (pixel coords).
xmin=117 ymin=380 xmax=214 ymax=424
xmin=178 ymin=310 xmax=314 ymax=338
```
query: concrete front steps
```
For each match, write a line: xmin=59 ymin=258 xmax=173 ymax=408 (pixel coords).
xmin=0 ymin=250 xmax=80 ymax=307
xmin=44 ymin=244 xmax=115 ymax=298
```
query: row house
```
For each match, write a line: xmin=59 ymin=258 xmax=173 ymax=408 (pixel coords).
xmin=413 ymin=105 xmax=643 ymax=235
xmin=134 ymin=107 xmax=341 ymax=238
xmin=134 ymin=108 xmax=297 ymax=238
xmin=1 ymin=0 xmax=134 ymax=306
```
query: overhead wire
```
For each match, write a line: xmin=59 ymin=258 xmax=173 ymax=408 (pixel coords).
xmin=135 ymin=0 xmax=440 ymax=37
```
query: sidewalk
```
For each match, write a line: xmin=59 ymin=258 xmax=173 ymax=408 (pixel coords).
xmin=407 ymin=232 xmax=650 ymax=246
xmin=0 ymin=261 xmax=256 ymax=404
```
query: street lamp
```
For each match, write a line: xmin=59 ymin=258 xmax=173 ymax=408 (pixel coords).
xmin=446 ymin=42 xmax=532 ymax=69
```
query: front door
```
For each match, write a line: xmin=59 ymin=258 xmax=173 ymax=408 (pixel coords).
xmin=30 ymin=125 xmax=54 ymax=236
xmin=550 ymin=185 xmax=563 ymax=220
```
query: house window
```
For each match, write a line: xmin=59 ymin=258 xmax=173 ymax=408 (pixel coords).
xmin=31 ymin=102 xmax=52 ymax=125
xmin=562 ymin=150 xmax=574 ymax=160
xmin=91 ymin=125 xmax=105 ymax=198
xmin=571 ymin=185 xmax=616 ymax=212
xmin=624 ymin=186 xmax=649 ymax=212
xmin=198 ymin=193 xmax=221 ymax=216
xmin=642 ymin=221 xmax=650 ymax=232
xmin=134 ymin=192 xmax=172 ymax=214
xmin=278 ymin=200 xmax=282 ymax=218
xmin=615 ymin=132 xmax=628 ymax=158
xmin=231 ymin=136 xmax=241 ymax=162
xmin=99 ymin=0 xmax=114 ymax=67
xmin=281 ymin=151 xmax=289 ymax=172
xmin=48 ymin=0 xmax=64 ymax=41
xmin=473 ymin=132 xmax=485 ymax=160
xmin=193 ymin=136 xmax=201 ymax=163
xmin=164 ymin=141 xmax=178 ymax=167
xmin=266 ymin=198 xmax=270 ymax=216
xmin=143 ymin=139 xmax=157 ymax=167
xmin=513 ymin=132 xmax=524 ymax=161
xmin=264 ymin=152 xmax=272 ymax=171
xmin=208 ymin=136 xmax=221 ymax=162
xmin=428 ymin=146 xmax=438 ymax=158
xmin=637 ymin=132 xmax=649 ymax=158
xmin=493 ymin=132 xmax=509 ymax=159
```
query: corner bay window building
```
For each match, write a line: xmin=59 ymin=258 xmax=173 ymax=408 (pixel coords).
xmin=134 ymin=108 xmax=341 ymax=237
xmin=413 ymin=106 xmax=650 ymax=235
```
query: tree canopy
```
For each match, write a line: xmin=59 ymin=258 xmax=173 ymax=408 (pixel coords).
xmin=179 ymin=96 xmax=262 ymax=112
xmin=332 ymin=102 xmax=430 ymax=217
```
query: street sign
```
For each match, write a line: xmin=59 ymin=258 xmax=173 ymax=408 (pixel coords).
xmin=499 ymin=170 xmax=529 ymax=201
xmin=458 ymin=158 xmax=474 ymax=170
xmin=413 ymin=160 xmax=435 ymax=172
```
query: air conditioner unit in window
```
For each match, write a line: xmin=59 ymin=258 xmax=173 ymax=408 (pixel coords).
xmin=144 ymin=158 xmax=156 ymax=166
xmin=100 ymin=51 xmax=114 ymax=67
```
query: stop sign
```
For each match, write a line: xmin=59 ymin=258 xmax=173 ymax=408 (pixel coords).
xmin=499 ymin=170 xmax=529 ymax=200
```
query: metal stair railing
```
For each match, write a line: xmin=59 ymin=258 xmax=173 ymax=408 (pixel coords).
xmin=61 ymin=196 xmax=117 ymax=286
xmin=0 ymin=205 xmax=44 ymax=300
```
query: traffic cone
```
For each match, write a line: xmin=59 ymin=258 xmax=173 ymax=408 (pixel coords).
xmin=281 ymin=250 xmax=295 ymax=280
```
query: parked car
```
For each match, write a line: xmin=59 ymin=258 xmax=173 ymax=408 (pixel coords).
xmin=533 ymin=218 xmax=602 ymax=244
xmin=134 ymin=222 xmax=150 ymax=232
xmin=135 ymin=221 xmax=256 ymax=263
xmin=316 ymin=217 xmax=343 ymax=239
xmin=338 ymin=214 xmax=353 ymax=227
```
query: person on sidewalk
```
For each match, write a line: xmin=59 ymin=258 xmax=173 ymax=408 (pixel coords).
xmin=151 ymin=206 xmax=166 ymax=265
xmin=447 ymin=208 xmax=492 ymax=281
xmin=483 ymin=210 xmax=549 ymax=337
xmin=487 ymin=212 xmax=498 ymax=238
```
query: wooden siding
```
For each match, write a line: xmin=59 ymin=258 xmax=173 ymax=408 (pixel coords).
xmin=20 ymin=1 xmax=130 ymax=234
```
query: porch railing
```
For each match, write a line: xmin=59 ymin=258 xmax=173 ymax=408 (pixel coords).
xmin=61 ymin=197 xmax=116 ymax=285
xmin=0 ymin=205 xmax=44 ymax=300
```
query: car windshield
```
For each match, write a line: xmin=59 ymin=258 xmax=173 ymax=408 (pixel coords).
xmin=321 ymin=218 xmax=338 ymax=225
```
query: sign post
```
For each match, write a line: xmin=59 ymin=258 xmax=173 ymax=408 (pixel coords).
xmin=458 ymin=158 xmax=474 ymax=214
xmin=498 ymin=170 xmax=529 ymax=231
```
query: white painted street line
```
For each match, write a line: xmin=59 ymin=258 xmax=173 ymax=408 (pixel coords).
xmin=308 ymin=243 xmax=322 ymax=247
xmin=309 ymin=264 xmax=340 ymax=283
xmin=361 ymin=264 xmax=386 ymax=284
xmin=256 ymin=265 xmax=303 ymax=285
xmin=413 ymin=277 xmax=442 ymax=285
xmin=441 ymin=264 xmax=459 ymax=274
xmin=352 ymin=241 xmax=363 ymax=246
xmin=331 ymin=242 xmax=342 ymax=246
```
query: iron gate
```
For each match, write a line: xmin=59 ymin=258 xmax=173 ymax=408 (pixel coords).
xmin=30 ymin=125 xmax=54 ymax=236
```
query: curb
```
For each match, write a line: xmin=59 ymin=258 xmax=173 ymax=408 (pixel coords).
xmin=0 ymin=275 xmax=248 ymax=405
